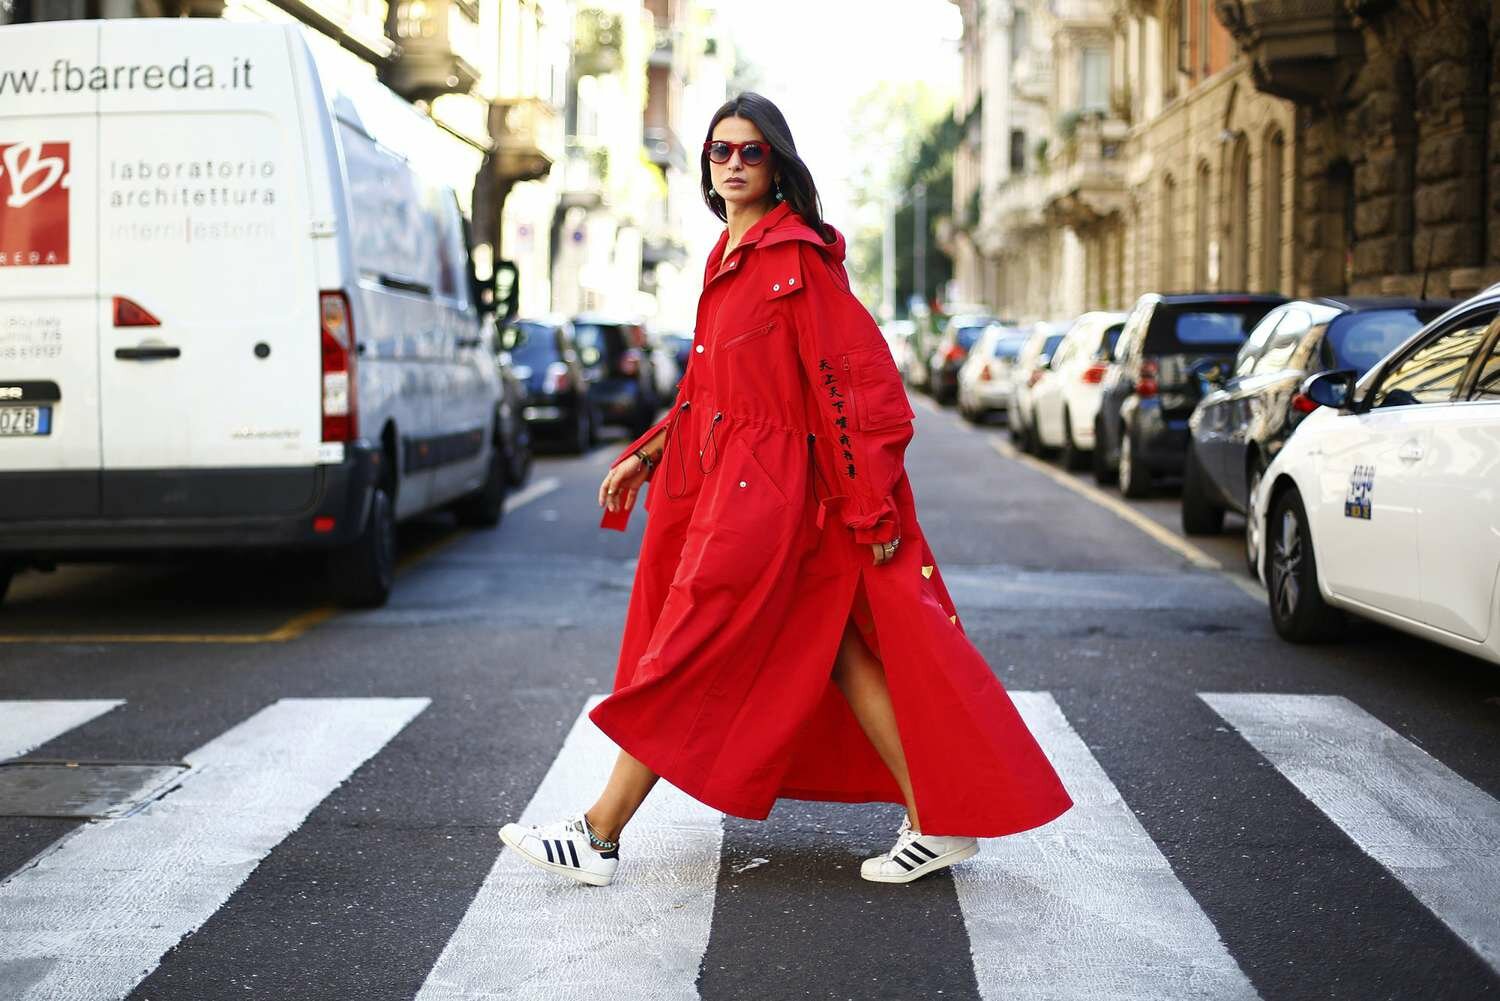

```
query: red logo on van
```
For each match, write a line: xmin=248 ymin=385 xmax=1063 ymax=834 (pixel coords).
xmin=0 ymin=141 xmax=71 ymax=268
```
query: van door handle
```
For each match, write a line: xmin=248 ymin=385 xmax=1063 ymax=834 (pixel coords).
xmin=115 ymin=346 xmax=181 ymax=361
xmin=1398 ymin=439 xmax=1425 ymax=463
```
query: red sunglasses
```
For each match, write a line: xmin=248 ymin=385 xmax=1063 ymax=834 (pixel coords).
xmin=703 ymin=140 xmax=770 ymax=166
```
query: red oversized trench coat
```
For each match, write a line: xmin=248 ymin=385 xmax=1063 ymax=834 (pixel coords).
xmin=592 ymin=201 xmax=1072 ymax=837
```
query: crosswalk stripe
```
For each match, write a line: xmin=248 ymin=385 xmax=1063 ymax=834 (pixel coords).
xmin=416 ymin=694 xmax=723 ymax=1001
xmin=0 ymin=700 xmax=123 ymax=760
xmin=1203 ymin=692 xmax=1500 ymax=976
xmin=0 ymin=697 xmax=429 ymax=1001
xmin=955 ymin=692 xmax=1261 ymax=1000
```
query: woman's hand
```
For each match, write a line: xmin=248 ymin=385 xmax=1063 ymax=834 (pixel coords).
xmin=599 ymin=454 xmax=650 ymax=513
xmin=870 ymin=537 xmax=901 ymax=566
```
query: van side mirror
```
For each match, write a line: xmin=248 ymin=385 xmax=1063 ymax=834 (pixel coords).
xmin=1300 ymin=369 xmax=1356 ymax=410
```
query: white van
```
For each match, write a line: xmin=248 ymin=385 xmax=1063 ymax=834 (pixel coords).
xmin=0 ymin=19 xmax=518 ymax=607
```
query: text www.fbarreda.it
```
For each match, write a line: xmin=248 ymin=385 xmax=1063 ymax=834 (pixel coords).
xmin=0 ymin=57 xmax=256 ymax=96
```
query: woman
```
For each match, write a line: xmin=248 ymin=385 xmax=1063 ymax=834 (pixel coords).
xmin=500 ymin=93 xmax=1071 ymax=887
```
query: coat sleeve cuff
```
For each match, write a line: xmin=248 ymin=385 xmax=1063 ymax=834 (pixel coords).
xmin=849 ymin=507 xmax=899 ymax=545
xmin=608 ymin=411 xmax=673 ymax=473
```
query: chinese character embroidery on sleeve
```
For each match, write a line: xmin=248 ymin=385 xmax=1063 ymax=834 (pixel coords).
xmin=817 ymin=357 xmax=855 ymax=478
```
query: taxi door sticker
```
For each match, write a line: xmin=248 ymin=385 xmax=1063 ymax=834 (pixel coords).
xmin=1344 ymin=464 xmax=1375 ymax=520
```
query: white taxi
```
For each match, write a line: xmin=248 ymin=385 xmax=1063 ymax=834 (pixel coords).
xmin=1250 ymin=284 xmax=1500 ymax=663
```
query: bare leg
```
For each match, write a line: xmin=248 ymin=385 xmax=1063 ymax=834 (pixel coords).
xmin=831 ymin=617 xmax=921 ymax=832
xmin=583 ymin=749 xmax=660 ymax=848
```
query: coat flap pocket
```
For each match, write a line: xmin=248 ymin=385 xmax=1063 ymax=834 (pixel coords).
xmin=842 ymin=346 xmax=915 ymax=430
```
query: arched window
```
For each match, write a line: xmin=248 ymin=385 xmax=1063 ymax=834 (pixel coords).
xmin=1226 ymin=135 xmax=1250 ymax=290
xmin=1263 ymin=129 xmax=1285 ymax=292
xmin=1160 ymin=175 xmax=1177 ymax=290
xmin=1326 ymin=159 xmax=1354 ymax=294
xmin=1194 ymin=160 xmax=1211 ymax=289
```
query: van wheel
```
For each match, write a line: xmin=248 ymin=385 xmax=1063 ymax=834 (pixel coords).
xmin=1180 ymin=444 xmax=1225 ymax=535
xmin=1060 ymin=411 xmax=1088 ymax=471
xmin=1267 ymin=487 xmax=1343 ymax=643
xmin=1092 ymin=417 xmax=1117 ymax=485
xmin=329 ymin=485 xmax=396 ymax=609
xmin=454 ymin=446 xmax=507 ymax=529
xmin=1118 ymin=430 xmax=1150 ymax=498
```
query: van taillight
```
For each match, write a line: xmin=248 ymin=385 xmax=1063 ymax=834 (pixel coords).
xmin=1135 ymin=359 xmax=1159 ymax=398
xmin=979 ymin=363 xmax=993 ymax=382
xmin=320 ymin=291 xmax=357 ymax=442
xmin=1082 ymin=362 xmax=1109 ymax=384
xmin=113 ymin=297 xmax=161 ymax=328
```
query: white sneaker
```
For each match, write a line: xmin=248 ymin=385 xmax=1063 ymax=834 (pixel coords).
xmin=499 ymin=813 xmax=619 ymax=887
xmin=860 ymin=816 xmax=978 ymax=883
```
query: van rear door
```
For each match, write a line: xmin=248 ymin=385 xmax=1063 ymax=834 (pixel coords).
xmin=94 ymin=21 xmax=322 ymax=516
xmin=0 ymin=22 xmax=104 ymax=519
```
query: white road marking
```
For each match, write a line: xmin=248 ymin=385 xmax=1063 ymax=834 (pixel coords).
xmin=417 ymin=694 xmax=723 ymax=1001
xmin=504 ymin=475 xmax=561 ymax=513
xmin=1203 ymin=693 xmax=1500 ymax=975
xmin=0 ymin=701 xmax=123 ymax=760
xmin=0 ymin=697 xmax=429 ymax=1001
xmin=956 ymin=692 xmax=1260 ymax=1001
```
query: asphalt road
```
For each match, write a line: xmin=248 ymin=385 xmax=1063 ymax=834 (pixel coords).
xmin=2 ymin=392 xmax=1499 ymax=1001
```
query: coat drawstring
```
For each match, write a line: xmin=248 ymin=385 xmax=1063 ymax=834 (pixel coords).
xmin=662 ymin=400 xmax=692 ymax=500
xmin=698 ymin=411 xmax=723 ymax=474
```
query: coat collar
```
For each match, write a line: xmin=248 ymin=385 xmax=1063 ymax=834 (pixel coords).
xmin=707 ymin=201 xmax=847 ymax=283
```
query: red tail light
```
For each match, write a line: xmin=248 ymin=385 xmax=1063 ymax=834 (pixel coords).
xmin=1135 ymin=359 xmax=1159 ymax=398
xmin=112 ymin=296 xmax=160 ymax=328
xmin=1291 ymin=392 xmax=1319 ymax=414
xmin=979 ymin=363 xmax=993 ymax=383
xmin=944 ymin=344 xmax=966 ymax=363
xmin=1027 ymin=368 xmax=1045 ymax=388
xmin=320 ymin=291 xmax=357 ymax=443
xmin=543 ymin=361 xmax=572 ymax=394
xmin=1082 ymin=362 xmax=1108 ymax=384
xmin=619 ymin=349 xmax=641 ymax=377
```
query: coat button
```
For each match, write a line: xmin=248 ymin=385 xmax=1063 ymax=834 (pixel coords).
xmin=773 ymin=283 xmax=780 ymax=291
xmin=695 ymin=344 xmax=704 ymax=353
xmin=739 ymin=480 xmax=747 ymax=487
xmin=788 ymin=277 xmax=795 ymax=285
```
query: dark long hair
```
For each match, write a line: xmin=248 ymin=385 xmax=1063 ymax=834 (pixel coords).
xmin=700 ymin=92 xmax=833 ymax=243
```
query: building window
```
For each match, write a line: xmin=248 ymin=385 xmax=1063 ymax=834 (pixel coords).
xmin=1010 ymin=9 xmax=1028 ymax=64
xmin=1263 ymin=129 xmax=1285 ymax=292
xmin=1195 ymin=160 xmax=1211 ymax=289
xmin=1010 ymin=129 xmax=1027 ymax=174
xmin=1226 ymin=134 xmax=1250 ymax=290
xmin=1163 ymin=1 xmax=1181 ymax=100
xmin=1080 ymin=47 xmax=1109 ymax=113
xmin=1160 ymin=175 xmax=1177 ymax=290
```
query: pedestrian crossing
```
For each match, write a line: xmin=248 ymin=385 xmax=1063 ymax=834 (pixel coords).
xmin=0 ymin=692 xmax=1496 ymax=1000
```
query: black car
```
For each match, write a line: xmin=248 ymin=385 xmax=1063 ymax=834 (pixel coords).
xmin=658 ymin=331 xmax=694 ymax=388
xmin=1094 ymin=293 xmax=1287 ymax=497
xmin=1182 ymin=296 xmax=1455 ymax=550
xmin=572 ymin=314 xmax=662 ymax=438
xmin=500 ymin=317 xmax=598 ymax=454
xmin=927 ymin=313 xmax=998 ymax=404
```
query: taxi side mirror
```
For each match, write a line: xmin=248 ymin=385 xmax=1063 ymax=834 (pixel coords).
xmin=1301 ymin=369 xmax=1356 ymax=411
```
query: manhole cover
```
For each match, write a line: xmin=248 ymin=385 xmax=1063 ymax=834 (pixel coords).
xmin=0 ymin=760 xmax=190 ymax=819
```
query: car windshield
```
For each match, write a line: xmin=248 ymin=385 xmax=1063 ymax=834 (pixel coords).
xmin=993 ymin=334 xmax=1028 ymax=359
xmin=504 ymin=322 xmax=558 ymax=364
xmin=956 ymin=324 xmax=989 ymax=349
xmin=1042 ymin=333 xmax=1065 ymax=362
xmin=1172 ymin=311 xmax=1254 ymax=344
xmin=572 ymin=323 xmax=627 ymax=366
xmin=1327 ymin=308 xmax=1441 ymax=375
xmin=1102 ymin=323 xmax=1124 ymax=357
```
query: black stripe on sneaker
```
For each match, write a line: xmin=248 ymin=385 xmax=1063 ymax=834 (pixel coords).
xmin=901 ymin=847 xmax=927 ymax=867
xmin=555 ymin=840 xmax=567 ymax=866
xmin=567 ymin=841 xmax=581 ymax=868
xmin=892 ymin=853 xmax=915 ymax=871
xmin=910 ymin=841 xmax=939 ymax=860
xmin=543 ymin=839 xmax=554 ymax=864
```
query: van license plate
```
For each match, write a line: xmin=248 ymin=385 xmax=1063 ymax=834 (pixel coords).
xmin=0 ymin=406 xmax=51 ymax=436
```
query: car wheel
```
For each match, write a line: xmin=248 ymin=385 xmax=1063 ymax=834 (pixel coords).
xmin=453 ymin=444 xmax=507 ymax=529
xmin=1180 ymin=444 xmax=1225 ymax=535
xmin=507 ymin=426 xmax=534 ymax=486
xmin=1266 ymin=486 xmax=1343 ymax=643
xmin=1092 ymin=417 xmax=1117 ymax=485
xmin=570 ymin=402 xmax=591 ymax=455
xmin=328 ymin=484 xmax=396 ymax=609
xmin=1023 ymin=414 xmax=1042 ymax=455
xmin=1118 ymin=429 xmax=1150 ymax=498
xmin=1060 ymin=411 xmax=1088 ymax=471
xmin=1244 ymin=460 xmax=1265 ymax=577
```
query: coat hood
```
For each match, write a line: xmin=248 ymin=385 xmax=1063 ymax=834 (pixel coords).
xmin=740 ymin=201 xmax=847 ymax=265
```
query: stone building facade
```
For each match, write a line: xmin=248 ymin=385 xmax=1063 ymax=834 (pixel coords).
xmin=1219 ymin=0 xmax=1500 ymax=299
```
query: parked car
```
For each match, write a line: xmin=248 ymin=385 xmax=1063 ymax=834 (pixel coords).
xmin=571 ymin=315 xmax=662 ymax=438
xmin=957 ymin=324 xmax=1029 ymax=424
xmin=501 ymin=318 xmax=598 ymax=454
xmin=1184 ymin=297 xmax=1455 ymax=557
xmin=494 ymin=350 xmax=536 ymax=489
xmin=0 ymin=19 xmax=517 ymax=609
xmin=647 ymin=330 xmax=683 ymax=401
xmin=1094 ymin=293 xmax=1286 ymax=497
xmin=658 ymin=331 xmax=695 ymax=390
xmin=927 ymin=313 xmax=998 ymax=404
xmin=882 ymin=319 xmax=918 ymax=381
xmin=1008 ymin=322 xmax=1070 ymax=452
xmin=1029 ymin=311 xmax=1128 ymax=470
xmin=1250 ymin=284 xmax=1500 ymax=663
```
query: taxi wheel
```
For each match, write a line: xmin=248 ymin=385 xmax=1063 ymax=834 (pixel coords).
xmin=329 ymin=485 xmax=396 ymax=609
xmin=1266 ymin=487 xmax=1343 ymax=643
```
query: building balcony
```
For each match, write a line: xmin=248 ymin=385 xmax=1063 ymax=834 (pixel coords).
xmin=489 ymin=98 xmax=562 ymax=185
xmin=1043 ymin=114 xmax=1129 ymax=230
xmin=1214 ymin=0 xmax=1363 ymax=105
xmin=381 ymin=0 xmax=480 ymax=102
